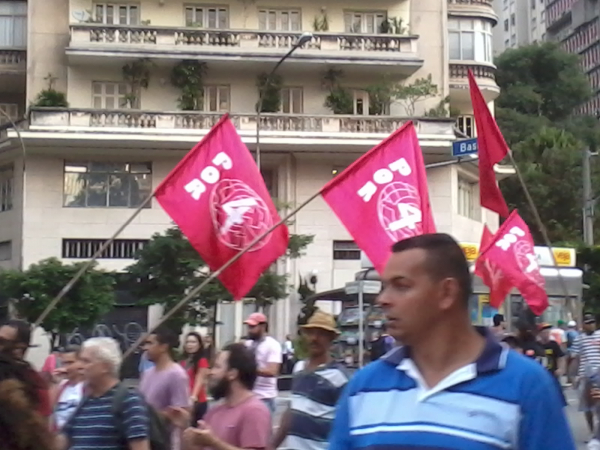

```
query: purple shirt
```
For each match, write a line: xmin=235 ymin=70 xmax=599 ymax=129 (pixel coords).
xmin=139 ymin=363 xmax=190 ymax=450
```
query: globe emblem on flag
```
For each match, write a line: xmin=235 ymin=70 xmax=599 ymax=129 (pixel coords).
xmin=513 ymin=240 xmax=544 ymax=288
xmin=377 ymin=181 xmax=423 ymax=242
xmin=210 ymin=178 xmax=273 ymax=252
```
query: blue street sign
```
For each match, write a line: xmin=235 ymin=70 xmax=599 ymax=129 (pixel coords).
xmin=452 ymin=138 xmax=478 ymax=157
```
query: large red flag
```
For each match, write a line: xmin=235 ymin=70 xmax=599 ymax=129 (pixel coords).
xmin=155 ymin=115 xmax=289 ymax=300
xmin=477 ymin=211 xmax=548 ymax=315
xmin=468 ymin=70 xmax=510 ymax=218
xmin=320 ymin=122 xmax=436 ymax=274
xmin=475 ymin=225 xmax=514 ymax=309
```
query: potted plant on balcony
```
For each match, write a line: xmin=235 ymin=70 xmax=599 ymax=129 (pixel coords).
xmin=122 ymin=59 xmax=153 ymax=109
xmin=380 ymin=18 xmax=407 ymax=35
xmin=395 ymin=74 xmax=439 ymax=116
xmin=425 ymin=96 xmax=460 ymax=118
xmin=313 ymin=8 xmax=329 ymax=32
xmin=33 ymin=74 xmax=68 ymax=108
xmin=256 ymin=73 xmax=283 ymax=113
xmin=323 ymin=69 xmax=353 ymax=115
xmin=171 ymin=60 xmax=208 ymax=111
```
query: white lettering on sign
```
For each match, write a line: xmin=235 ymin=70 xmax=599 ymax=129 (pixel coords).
xmin=389 ymin=203 xmax=422 ymax=231
xmin=184 ymin=152 xmax=233 ymax=200
xmin=459 ymin=141 xmax=478 ymax=155
xmin=495 ymin=226 xmax=526 ymax=251
xmin=358 ymin=158 xmax=412 ymax=202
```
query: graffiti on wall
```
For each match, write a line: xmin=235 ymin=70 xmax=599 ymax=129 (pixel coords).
xmin=66 ymin=322 xmax=146 ymax=354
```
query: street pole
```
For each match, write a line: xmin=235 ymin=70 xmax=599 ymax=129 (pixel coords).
xmin=255 ymin=32 xmax=313 ymax=170
xmin=358 ymin=280 xmax=364 ymax=368
xmin=583 ymin=147 xmax=594 ymax=246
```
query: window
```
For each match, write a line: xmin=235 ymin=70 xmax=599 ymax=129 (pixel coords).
xmin=505 ymin=38 xmax=509 ymax=47
xmin=0 ymin=241 xmax=11 ymax=261
xmin=63 ymin=161 xmax=152 ymax=208
xmin=532 ymin=17 xmax=537 ymax=28
xmin=457 ymin=176 xmax=479 ymax=220
xmin=258 ymin=9 xmax=301 ymax=31
xmin=449 ymin=19 xmax=493 ymax=63
xmin=261 ymin=169 xmax=277 ymax=198
xmin=0 ymin=164 xmax=13 ymax=212
xmin=0 ymin=1 xmax=26 ymax=47
xmin=344 ymin=11 xmax=387 ymax=34
xmin=203 ymin=86 xmax=230 ymax=112
xmin=62 ymin=238 xmax=148 ymax=259
xmin=92 ymin=82 xmax=129 ymax=109
xmin=504 ymin=19 xmax=509 ymax=31
xmin=281 ymin=88 xmax=303 ymax=114
xmin=0 ymin=103 xmax=18 ymax=124
xmin=456 ymin=115 xmax=476 ymax=138
xmin=185 ymin=6 xmax=228 ymax=28
xmin=541 ymin=10 xmax=546 ymax=23
xmin=510 ymin=13 xmax=515 ymax=25
xmin=511 ymin=33 xmax=516 ymax=45
xmin=94 ymin=3 xmax=139 ymax=25
xmin=333 ymin=241 xmax=361 ymax=260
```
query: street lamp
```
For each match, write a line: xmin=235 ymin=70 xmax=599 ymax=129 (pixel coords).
xmin=255 ymin=31 xmax=313 ymax=170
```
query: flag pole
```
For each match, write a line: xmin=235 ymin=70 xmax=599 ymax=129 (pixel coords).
xmin=33 ymin=193 xmax=154 ymax=328
xmin=122 ymin=190 xmax=322 ymax=360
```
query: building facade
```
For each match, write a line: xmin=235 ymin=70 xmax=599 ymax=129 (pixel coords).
xmin=1 ymin=0 xmax=502 ymax=360
xmin=492 ymin=0 xmax=546 ymax=55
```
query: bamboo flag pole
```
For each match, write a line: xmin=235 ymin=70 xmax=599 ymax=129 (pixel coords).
xmin=33 ymin=193 xmax=154 ymax=328
xmin=122 ymin=190 xmax=322 ymax=360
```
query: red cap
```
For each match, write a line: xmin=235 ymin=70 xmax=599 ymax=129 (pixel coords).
xmin=244 ymin=312 xmax=267 ymax=326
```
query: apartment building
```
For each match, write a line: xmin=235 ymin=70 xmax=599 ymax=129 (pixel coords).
xmin=492 ymin=0 xmax=546 ymax=55
xmin=0 ymin=0 xmax=502 ymax=353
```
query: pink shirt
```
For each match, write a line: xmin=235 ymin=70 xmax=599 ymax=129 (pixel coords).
xmin=204 ymin=395 xmax=271 ymax=450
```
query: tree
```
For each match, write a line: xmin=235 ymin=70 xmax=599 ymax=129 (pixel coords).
xmin=0 ymin=258 xmax=115 ymax=348
xmin=126 ymin=227 xmax=314 ymax=334
xmin=495 ymin=43 xmax=600 ymax=244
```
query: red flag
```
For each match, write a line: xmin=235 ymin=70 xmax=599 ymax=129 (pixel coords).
xmin=477 ymin=211 xmax=548 ymax=315
xmin=320 ymin=122 xmax=435 ymax=274
xmin=155 ymin=115 xmax=289 ymax=300
xmin=475 ymin=225 xmax=514 ymax=309
xmin=468 ymin=70 xmax=510 ymax=218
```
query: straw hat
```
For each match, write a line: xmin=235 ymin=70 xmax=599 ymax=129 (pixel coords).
xmin=300 ymin=309 xmax=340 ymax=335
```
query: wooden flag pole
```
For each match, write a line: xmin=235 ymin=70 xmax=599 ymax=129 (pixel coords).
xmin=33 ymin=193 xmax=155 ymax=328
xmin=122 ymin=190 xmax=322 ymax=360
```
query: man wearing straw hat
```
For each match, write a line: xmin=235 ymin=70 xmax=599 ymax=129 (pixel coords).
xmin=271 ymin=309 xmax=348 ymax=450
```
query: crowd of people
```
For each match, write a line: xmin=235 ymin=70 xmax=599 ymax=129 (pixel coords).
xmin=1 ymin=233 xmax=600 ymax=449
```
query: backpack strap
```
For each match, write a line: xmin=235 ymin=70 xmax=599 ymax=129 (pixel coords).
xmin=112 ymin=383 xmax=132 ymax=439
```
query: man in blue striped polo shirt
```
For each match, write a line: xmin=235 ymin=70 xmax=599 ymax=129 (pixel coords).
xmin=272 ymin=309 xmax=348 ymax=450
xmin=329 ymin=234 xmax=575 ymax=450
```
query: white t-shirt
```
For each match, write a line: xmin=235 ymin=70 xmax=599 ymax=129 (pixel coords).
xmin=245 ymin=336 xmax=282 ymax=399
xmin=54 ymin=380 xmax=84 ymax=430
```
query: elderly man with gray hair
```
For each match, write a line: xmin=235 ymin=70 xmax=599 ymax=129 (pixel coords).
xmin=57 ymin=337 xmax=150 ymax=450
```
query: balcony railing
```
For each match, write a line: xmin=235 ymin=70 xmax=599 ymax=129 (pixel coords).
xmin=448 ymin=0 xmax=493 ymax=6
xmin=28 ymin=108 xmax=455 ymax=136
xmin=70 ymin=24 xmax=419 ymax=56
xmin=450 ymin=63 xmax=496 ymax=80
xmin=0 ymin=49 xmax=26 ymax=71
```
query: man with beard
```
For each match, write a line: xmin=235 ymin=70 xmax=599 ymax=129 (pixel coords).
xmin=243 ymin=313 xmax=281 ymax=413
xmin=175 ymin=343 xmax=271 ymax=450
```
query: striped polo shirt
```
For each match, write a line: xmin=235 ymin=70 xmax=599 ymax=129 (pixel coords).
xmin=63 ymin=385 xmax=149 ymax=450
xmin=572 ymin=330 xmax=600 ymax=376
xmin=286 ymin=360 xmax=349 ymax=450
xmin=329 ymin=328 xmax=575 ymax=450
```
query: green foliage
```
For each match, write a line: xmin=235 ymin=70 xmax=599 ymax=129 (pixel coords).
xmin=424 ymin=96 xmax=459 ymax=118
xmin=122 ymin=59 xmax=153 ymax=108
xmin=495 ymin=43 xmax=600 ymax=244
xmin=365 ymin=78 xmax=395 ymax=115
xmin=33 ymin=73 xmax=68 ymax=107
xmin=171 ymin=61 xmax=208 ymax=111
xmin=323 ymin=68 xmax=354 ymax=115
xmin=394 ymin=74 xmax=438 ymax=116
xmin=126 ymin=226 xmax=314 ymax=331
xmin=0 ymin=258 xmax=114 ymax=347
xmin=380 ymin=17 xmax=407 ymax=35
xmin=257 ymin=73 xmax=283 ymax=113
xmin=313 ymin=10 xmax=329 ymax=31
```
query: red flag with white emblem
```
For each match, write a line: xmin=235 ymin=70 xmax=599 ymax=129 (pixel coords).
xmin=320 ymin=122 xmax=436 ymax=274
xmin=476 ymin=211 xmax=548 ymax=315
xmin=475 ymin=225 xmax=514 ymax=309
xmin=155 ymin=115 xmax=289 ymax=300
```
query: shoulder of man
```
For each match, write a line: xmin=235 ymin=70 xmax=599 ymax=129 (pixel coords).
xmin=342 ymin=358 xmax=397 ymax=396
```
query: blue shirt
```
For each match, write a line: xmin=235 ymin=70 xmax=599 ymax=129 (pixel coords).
xmin=329 ymin=328 xmax=575 ymax=450
xmin=288 ymin=360 xmax=349 ymax=450
xmin=64 ymin=386 xmax=149 ymax=450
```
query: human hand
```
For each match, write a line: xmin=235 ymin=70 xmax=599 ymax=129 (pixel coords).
xmin=592 ymin=388 xmax=600 ymax=400
xmin=165 ymin=407 xmax=190 ymax=429
xmin=183 ymin=422 xmax=215 ymax=446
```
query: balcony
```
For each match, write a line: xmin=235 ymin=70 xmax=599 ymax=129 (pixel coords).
xmin=0 ymin=49 xmax=26 ymax=74
xmin=447 ymin=0 xmax=497 ymax=22
xmin=449 ymin=62 xmax=499 ymax=102
xmin=20 ymin=107 xmax=456 ymax=154
xmin=67 ymin=24 xmax=422 ymax=75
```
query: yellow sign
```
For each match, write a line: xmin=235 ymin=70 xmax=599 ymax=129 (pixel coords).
xmin=459 ymin=242 xmax=575 ymax=267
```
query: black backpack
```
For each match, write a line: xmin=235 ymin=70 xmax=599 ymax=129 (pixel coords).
xmin=112 ymin=383 xmax=171 ymax=450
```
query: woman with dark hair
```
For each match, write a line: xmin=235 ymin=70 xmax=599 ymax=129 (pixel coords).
xmin=0 ymin=354 xmax=55 ymax=450
xmin=181 ymin=332 xmax=209 ymax=425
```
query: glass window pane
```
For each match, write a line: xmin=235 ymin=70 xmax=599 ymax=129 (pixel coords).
xmin=185 ymin=8 xmax=194 ymax=27
xmin=268 ymin=11 xmax=276 ymax=30
xmin=208 ymin=9 xmax=216 ymax=28
xmin=448 ymin=18 xmax=459 ymax=30
xmin=129 ymin=6 xmax=139 ymax=25
xmin=291 ymin=11 xmax=300 ymax=31
xmin=65 ymin=162 xmax=88 ymax=173
xmin=463 ymin=32 xmax=475 ymax=59
xmin=130 ymin=162 xmax=152 ymax=174
xmin=209 ymin=88 xmax=217 ymax=111
xmin=344 ymin=13 xmax=353 ymax=32
xmin=108 ymin=174 xmax=130 ymax=207
xmin=118 ymin=83 xmax=128 ymax=95
xmin=96 ymin=5 xmax=104 ymax=22
xmin=218 ymin=87 xmax=229 ymax=111
xmin=92 ymin=82 xmax=102 ymax=94
xmin=449 ymin=32 xmax=460 ymax=59
xmin=64 ymin=173 xmax=87 ymax=207
xmin=131 ymin=173 xmax=152 ymax=207
xmin=86 ymin=173 xmax=108 ymax=207
xmin=93 ymin=97 xmax=102 ymax=109
xmin=218 ymin=9 xmax=228 ymax=28
xmin=282 ymin=89 xmax=290 ymax=113
xmin=281 ymin=11 xmax=289 ymax=31
xmin=292 ymin=88 xmax=302 ymax=113
xmin=105 ymin=97 xmax=114 ymax=109
xmin=258 ymin=11 xmax=266 ymax=30
xmin=106 ymin=6 xmax=114 ymax=24
xmin=118 ymin=6 xmax=127 ymax=25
